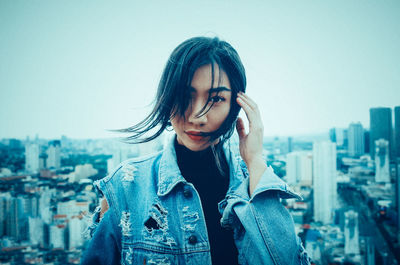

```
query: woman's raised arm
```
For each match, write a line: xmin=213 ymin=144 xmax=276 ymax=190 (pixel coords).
xmin=236 ymin=91 xmax=267 ymax=196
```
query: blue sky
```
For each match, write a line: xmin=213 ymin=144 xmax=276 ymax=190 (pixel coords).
xmin=1 ymin=0 xmax=399 ymax=139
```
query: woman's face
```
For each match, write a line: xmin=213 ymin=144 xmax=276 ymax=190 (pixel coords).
xmin=171 ymin=64 xmax=232 ymax=151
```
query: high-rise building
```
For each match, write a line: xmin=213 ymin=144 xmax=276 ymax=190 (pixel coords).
xmin=46 ymin=140 xmax=61 ymax=170
xmin=4 ymin=196 xmax=16 ymax=238
xmin=286 ymin=151 xmax=312 ymax=186
xmin=313 ymin=141 xmax=337 ymax=224
xmin=344 ymin=210 xmax=360 ymax=255
xmin=336 ymin=128 xmax=345 ymax=147
xmin=364 ymin=130 xmax=370 ymax=154
xmin=343 ymin=129 xmax=348 ymax=149
xmin=39 ymin=187 xmax=55 ymax=224
xmin=329 ymin=128 xmax=336 ymax=143
xmin=348 ymin=122 xmax=365 ymax=158
xmin=273 ymin=137 xmax=281 ymax=156
xmin=22 ymin=195 xmax=38 ymax=218
xmin=61 ymin=135 xmax=69 ymax=148
xmin=370 ymin=107 xmax=393 ymax=160
xmin=29 ymin=217 xmax=44 ymax=246
xmin=69 ymin=217 xmax=84 ymax=250
xmin=0 ymin=193 xmax=11 ymax=237
xmin=8 ymin=139 xmax=23 ymax=149
xmin=395 ymin=106 xmax=400 ymax=159
xmin=288 ymin=137 xmax=293 ymax=153
xmin=6 ymin=197 xmax=28 ymax=241
xmin=286 ymin=153 xmax=298 ymax=184
xmin=57 ymin=200 xmax=89 ymax=218
xmin=375 ymin=139 xmax=390 ymax=183
xmin=25 ymin=142 xmax=40 ymax=173
xmin=330 ymin=128 xmax=348 ymax=149
xmin=396 ymin=162 xmax=400 ymax=233
xmin=39 ymin=152 xmax=48 ymax=170
xmin=49 ymin=224 xmax=66 ymax=249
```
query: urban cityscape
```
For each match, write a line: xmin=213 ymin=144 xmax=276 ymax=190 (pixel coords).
xmin=0 ymin=106 xmax=399 ymax=265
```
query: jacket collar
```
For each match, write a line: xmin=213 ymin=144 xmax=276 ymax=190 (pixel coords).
xmin=157 ymin=133 xmax=245 ymax=197
xmin=156 ymin=133 xmax=299 ymax=200
xmin=157 ymin=134 xmax=186 ymax=197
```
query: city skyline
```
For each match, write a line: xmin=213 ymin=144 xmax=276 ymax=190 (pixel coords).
xmin=1 ymin=1 xmax=400 ymax=139
xmin=1 ymin=114 xmax=399 ymax=263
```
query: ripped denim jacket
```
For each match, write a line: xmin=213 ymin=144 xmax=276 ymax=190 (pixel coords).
xmin=81 ymin=134 xmax=312 ymax=265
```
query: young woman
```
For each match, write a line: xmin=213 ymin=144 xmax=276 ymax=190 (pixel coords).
xmin=81 ymin=37 xmax=311 ymax=265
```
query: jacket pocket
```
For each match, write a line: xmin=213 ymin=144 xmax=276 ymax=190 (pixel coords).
xmin=121 ymin=246 xmax=177 ymax=265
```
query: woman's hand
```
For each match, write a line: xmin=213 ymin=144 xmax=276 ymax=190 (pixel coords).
xmin=236 ymin=92 xmax=267 ymax=196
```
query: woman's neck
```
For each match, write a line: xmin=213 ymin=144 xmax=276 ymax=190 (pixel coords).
xmin=174 ymin=136 xmax=214 ymax=158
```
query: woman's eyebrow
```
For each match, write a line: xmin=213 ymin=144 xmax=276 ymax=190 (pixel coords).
xmin=209 ymin=87 xmax=231 ymax=93
xmin=189 ymin=86 xmax=231 ymax=93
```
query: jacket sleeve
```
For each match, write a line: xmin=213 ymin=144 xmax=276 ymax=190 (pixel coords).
xmin=80 ymin=208 xmax=122 ymax=265
xmin=221 ymin=165 xmax=312 ymax=265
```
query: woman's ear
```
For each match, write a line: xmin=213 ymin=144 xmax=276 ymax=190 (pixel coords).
xmin=166 ymin=120 xmax=174 ymax=132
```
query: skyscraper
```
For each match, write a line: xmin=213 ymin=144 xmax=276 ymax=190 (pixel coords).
xmin=344 ymin=210 xmax=360 ymax=255
xmin=329 ymin=128 xmax=336 ymax=143
xmin=348 ymin=122 xmax=365 ymax=158
xmin=25 ymin=142 xmax=40 ymax=173
xmin=395 ymin=106 xmax=400 ymax=159
xmin=375 ymin=139 xmax=390 ymax=183
xmin=46 ymin=140 xmax=61 ymax=170
xmin=6 ymin=197 xmax=28 ymax=241
xmin=336 ymin=128 xmax=345 ymax=147
xmin=49 ymin=224 xmax=66 ymax=249
xmin=69 ymin=217 xmax=84 ymax=250
xmin=370 ymin=107 xmax=393 ymax=160
xmin=364 ymin=130 xmax=370 ymax=154
xmin=288 ymin=137 xmax=293 ymax=153
xmin=330 ymin=128 xmax=348 ymax=150
xmin=29 ymin=217 xmax=44 ymax=246
xmin=286 ymin=151 xmax=312 ymax=186
xmin=0 ymin=193 xmax=11 ymax=237
xmin=313 ymin=141 xmax=337 ymax=224
xmin=396 ymin=162 xmax=400 ymax=233
xmin=343 ymin=129 xmax=348 ymax=150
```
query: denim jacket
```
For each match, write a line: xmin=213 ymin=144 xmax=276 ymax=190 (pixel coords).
xmin=81 ymin=134 xmax=311 ymax=265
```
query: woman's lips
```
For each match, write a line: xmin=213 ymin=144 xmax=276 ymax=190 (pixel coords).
xmin=186 ymin=131 xmax=205 ymax=141
xmin=187 ymin=134 xmax=204 ymax=141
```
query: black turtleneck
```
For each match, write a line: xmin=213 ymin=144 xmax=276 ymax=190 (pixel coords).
xmin=174 ymin=137 xmax=239 ymax=265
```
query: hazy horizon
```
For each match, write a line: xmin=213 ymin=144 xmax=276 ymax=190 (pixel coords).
xmin=1 ymin=1 xmax=399 ymax=139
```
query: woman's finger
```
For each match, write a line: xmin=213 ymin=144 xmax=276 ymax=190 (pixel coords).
xmin=236 ymin=95 xmax=255 ymax=123
xmin=237 ymin=93 xmax=262 ymax=129
xmin=238 ymin=92 xmax=258 ymax=111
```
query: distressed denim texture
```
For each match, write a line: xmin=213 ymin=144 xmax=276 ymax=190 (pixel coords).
xmin=81 ymin=134 xmax=311 ymax=265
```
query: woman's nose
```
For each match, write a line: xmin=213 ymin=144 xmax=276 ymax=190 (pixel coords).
xmin=187 ymin=100 xmax=208 ymax=125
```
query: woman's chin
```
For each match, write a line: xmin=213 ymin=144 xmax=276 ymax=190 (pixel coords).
xmin=182 ymin=139 xmax=211 ymax=151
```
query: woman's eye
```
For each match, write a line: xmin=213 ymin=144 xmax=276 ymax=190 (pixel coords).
xmin=210 ymin=96 xmax=225 ymax=103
